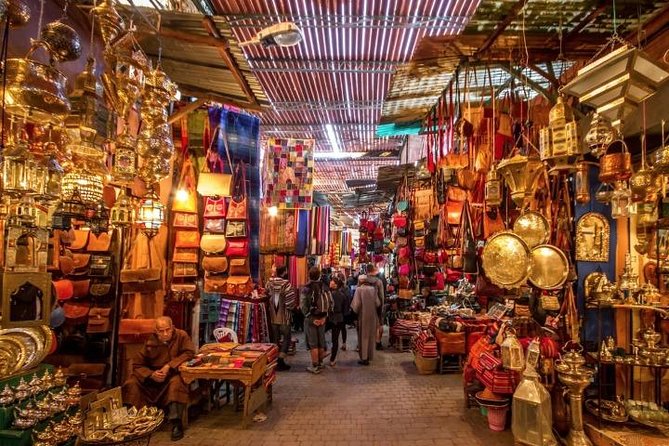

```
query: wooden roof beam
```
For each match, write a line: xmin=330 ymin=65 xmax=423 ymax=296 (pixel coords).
xmin=201 ymin=15 xmax=259 ymax=108
xmin=474 ymin=0 xmax=529 ymax=59
xmin=497 ymin=64 xmax=556 ymax=104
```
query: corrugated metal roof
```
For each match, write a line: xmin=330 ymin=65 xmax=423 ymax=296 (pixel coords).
xmin=209 ymin=0 xmax=481 ymax=211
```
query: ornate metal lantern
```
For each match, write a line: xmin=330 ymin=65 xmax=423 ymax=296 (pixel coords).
xmin=88 ymin=203 xmax=110 ymax=235
xmin=485 ymin=163 xmax=502 ymax=207
xmin=137 ymin=188 xmax=164 ymax=238
xmin=110 ymin=189 xmax=134 ymax=227
xmin=52 ymin=187 xmax=87 ymax=227
xmin=2 ymin=138 xmax=39 ymax=196
xmin=539 ymin=96 xmax=581 ymax=172
xmin=574 ymin=161 xmax=591 ymax=204
xmin=111 ymin=132 xmax=137 ymax=184
xmin=496 ymin=154 xmax=544 ymax=207
xmin=501 ymin=328 xmax=524 ymax=371
xmin=512 ymin=339 xmax=557 ymax=446
xmin=562 ymin=45 xmax=669 ymax=127
xmin=610 ymin=182 xmax=633 ymax=219
xmin=62 ymin=171 xmax=104 ymax=206
xmin=584 ymin=113 xmax=616 ymax=158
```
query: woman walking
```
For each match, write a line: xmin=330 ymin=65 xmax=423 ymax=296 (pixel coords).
xmin=351 ymin=275 xmax=381 ymax=365
xmin=328 ymin=277 xmax=348 ymax=366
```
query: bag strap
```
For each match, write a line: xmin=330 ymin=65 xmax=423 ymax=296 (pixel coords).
xmin=232 ymin=161 xmax=247 ymax=201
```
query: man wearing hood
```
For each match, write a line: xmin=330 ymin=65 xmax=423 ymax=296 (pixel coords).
xmin=364 ymin=264 xmax=385 ymax=350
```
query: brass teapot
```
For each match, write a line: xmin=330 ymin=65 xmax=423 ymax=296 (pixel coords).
xmin=0 ymin=385 xmax=15 ymax=406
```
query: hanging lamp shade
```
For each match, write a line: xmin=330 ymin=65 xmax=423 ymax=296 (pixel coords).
xmin=137 ymin=188 xmax=164 ymax=237
xmin=562 ymin=45 xmax=669 ymax=126
xmin=539 ymin=96 xmax=581 ymax=172
xmin=62 ymin=171 xmax=104 ymax=205
xmin=110 ymin=189 xmax=134 ymax=227
xmin=496 ymin=154 xmax=543 ymax=206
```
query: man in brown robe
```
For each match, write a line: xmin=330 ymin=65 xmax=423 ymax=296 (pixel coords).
xmin=122 ymin=316 xmax=195 ymax=441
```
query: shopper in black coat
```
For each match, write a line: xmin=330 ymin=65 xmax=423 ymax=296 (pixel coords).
xmin=328 ymin=277 xmax=348 ymax=366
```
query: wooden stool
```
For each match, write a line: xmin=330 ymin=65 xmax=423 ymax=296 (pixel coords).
xmin=439 ymin=354 xmax=464 ymax=374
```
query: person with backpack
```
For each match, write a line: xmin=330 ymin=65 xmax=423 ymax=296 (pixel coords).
xmin=351 ymin=275 xmax=381 ymax=365
xmin=265 ymin=265 xmax=297 ymax=371
xmin=300 ymin=267 xmax=333 ymax=374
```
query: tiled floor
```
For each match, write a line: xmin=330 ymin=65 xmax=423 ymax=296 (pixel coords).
xmin=151 ymin=329 xmax=515 ymax=445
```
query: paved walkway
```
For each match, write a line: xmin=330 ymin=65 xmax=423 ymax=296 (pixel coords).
xmin=152 ymin=328 xmax=515 ymax=445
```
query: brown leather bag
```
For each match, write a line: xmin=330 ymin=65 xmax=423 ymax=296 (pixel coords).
xmin=71 ymin=254 xmax=91 ymax=276
xmin=204 ymin=274 xmax=227 ymax=293
xmin=118 ymin=318 xmax=155 ymax=344
xmin=63 ymin=300 xmax=90 ymax=323
xmin=87 ymin=232 xmax=112 ymax=252
xmin=228 ymin=258 xmax=250 ymax=276
xmin=173 ymin=248 xmax=198 ymax=263
xmin=202 ymin=256 xmax=228 ymax=273
xmin=86 ymin=307 xmax=112 ymax=333
xmin=225 ymin=276 xmax=253 ymax=297
xmin=120 ymin=234 xmax=162 ymax=294
xmin=71 ymin=279 xmax=91 ymax=299
xmin=175 ymin=230 xmax=200 ymax=248
xmin=69 ymin=229 xmax=90 ymax=251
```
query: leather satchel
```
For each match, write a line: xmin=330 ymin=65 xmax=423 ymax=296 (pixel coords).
xmin=202 ymin=255 xmax=228 ymax=273
xmin=203 ymin=197 xmax=227 ymax=218
xmin=226 ymin=239 xmax=249 ymax=257
xmin=204 ymin=274 xmax=227 ymax=293
xmin=197 ymin=126 xmax=233 ymax=197
xmin=171 ymin=283 xmax=197 ymax=301
xmin=118 ymin=318 xmax=155 ymax=344
xmin=173 ymin=262 xmax=198 ymax=278
xmin=175 ymin=230 xmax=200 ymax=248
xmin=200 ymin=234 xmax=227 ymax=255
xmin=227 ymin=162 xmax=247 ymax=220
xmin=204 ymin=218 xmax=226 ymax=234
xmin=89 ymin=255 xmax=112 ymax=277
xmin=225 ymin=276 xmax=253 ymax=297
xmin=71 ymin=254 xmax=91 ymax=275
xmin=63 ymin=300 xmax=90 ymax=322
xmin=225 ymin=220 xmax=247 ymax=238
xmin=72 ymin=279 xmax=90 ymax=299
xmin=228 ymin=258 xmax=250 ymax=276
xmin=90 ymin=281 xmax=113 ymax=298
xmin=87 ymin=307 xmax=112 ymax=333
xmin=173 ymin=247 xmax=198 ymax=263
xmin=87 ymin=232 xmax=112 ymax=252
xmin=173 ymin=212 xmax=198 ymax=229
xmin=69 ymin=229 xmax=90 ymax=251
xmin=120 ymin=234 xmax=162 ymax=294
xmin=53 ymin=280 xmax=74 ymax=301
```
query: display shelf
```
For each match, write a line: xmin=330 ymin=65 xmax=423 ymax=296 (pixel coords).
xmin=589 ymin=302 xmax=669 ymax=318
xmin=588 ymin=352 xmax=669 ymax=369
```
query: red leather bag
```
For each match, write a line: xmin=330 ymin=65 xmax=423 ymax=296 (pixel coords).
xmin=204 ymin=197 xmax=227 ymax=218
xmin=226 ymin=240 xmax=249 ymax=257
xmin=227 ymin=162 xmax=247 ymax=220
xmin=393 ymin=214 xmax=407 ymax=228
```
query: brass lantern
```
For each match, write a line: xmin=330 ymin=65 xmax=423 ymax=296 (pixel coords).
xmin=574 ymin=161 xmax=591 ymax=204
xmin=110 ymin=189 xmax=134 ymax=227
xmin=2 ymin=137 xmax=39 ymax=196
xmin=512 ymin=339 xmax=557 ymax=446
xmin=610 ymin=182 xmax=634 ymax=219
xmin=562 ymin=45 xmax=669 ymax=127
xmin=61 ymin=171 xmax=104 ymax=206
xmin=485 ymin=163 xmax=503 ymax=207
xmin=88 ymin=203 xmax=110 ymax=235
xmin=584 ymin=113 xmax=616 ymax=158
xmin=496 ymin=154 xmax=544 ymax=207
xmin=137 ymin=188 xmax=164 ymax=238
xmin=501 ymin=327 xmax=524 ymax=371
xmin=539 ymin=96 xmax=581 ymax=172
xmin=111 ymin=132 xmax=138 ymax=184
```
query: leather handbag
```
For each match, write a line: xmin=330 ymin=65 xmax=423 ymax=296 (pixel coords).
xmin=414 ymin=187 xmax=435 ymax=220
xmin=173 ymin=262 xmax=198 ymax=278
xmin=69 ymin=229 xmax=90 ymax=251
xmin=204 ymin=274 xmax=227 ymax=293
xmin=173 ymin=247 xmax=198 ymax=263
xmin=175 ymin=230 xmax=200 ymax=248
xmin=172 ymin=156 xmax=198 ymax=212
xmin=204 ymin=218 xmax=226 ymax=234
xmin=228 ymin=258 xmax=250 ymax=276
xmin=197 ymin=125 xmax=233 ymax=197
xmin=86 ymin=307 xmax=112 ymax=333
xmin=59 ymin=251 xmax=74 ymax=275
xmin=120 ymin=234 xmax=162 ymax=294
xmin=72 ymin=279 xmax=90 ymax=299
xmin=225 ymin=220 xmax=247 ymax=238
xmin=71 ymin=253 xmax=91 ymax=275
xmin=54 ymin=280 xmax=74 ymax=301
xmin=202 ymin=255 xmax=228 ymax=273
xmin=227 ymin=162 xmax=247 ymax=220
xmin=90 ymin=281 xmax=113 ymax=298
xmin=89 ymin=255 xmax=112 ymax=277
xmin=200 ymin=234 xmax=227 ymax=254
xmin=173 ymin=212 xmax=198 ymax=229
xmin=225 ymin=276 xmax=253 ymax=297
xmin=118 ymin=317 xmax=155 ymax=344
xmin=87 ymin=232 xmax=112 ymax=252
xmin=203 ymin=197 xmax=227 ymax=218
xmin=63 ymin=300 xmax=90 ymax=323
xmin=171 ymin=283 xmax=197 ymax=301
xmin=226 ymin=239 xmax=249 ymax=257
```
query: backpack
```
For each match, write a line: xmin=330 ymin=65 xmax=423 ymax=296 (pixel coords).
xmin=308 ymin=283 xmax=333 ymax=317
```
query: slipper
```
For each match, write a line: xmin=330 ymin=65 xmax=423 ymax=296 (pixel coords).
xmin=253 ymin=413 xmax=268 ymax=423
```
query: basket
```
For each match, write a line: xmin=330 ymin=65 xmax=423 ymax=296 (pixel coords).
xmin=414 ymin=354 xmax=438 ymax=375
xmin=486 ymin=405 xmax=509 ymax=431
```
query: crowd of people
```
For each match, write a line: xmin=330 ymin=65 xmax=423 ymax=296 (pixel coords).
xmin=266 ymin=263 xmax=387 ymax=374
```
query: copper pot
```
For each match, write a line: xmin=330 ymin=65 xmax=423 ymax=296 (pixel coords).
xmin=599 ymin=140 xmax=632 ymax=183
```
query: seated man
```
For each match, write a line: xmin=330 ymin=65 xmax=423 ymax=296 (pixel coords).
xmin=122 ymin=316 xmax=195 ymax=441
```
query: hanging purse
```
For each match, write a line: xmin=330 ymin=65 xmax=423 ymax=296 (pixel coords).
xmin=225 ymin=220 xmax=247 ymax=238
xmin=173 ymin=247 xmax=199 ymax=263
xmin=228 ymin=258 xmax=250 ymax=276
xmin=225 ymin=276 xmax=254 ymax=297
xmin=173 ymin=262 xmax=198 ymax=278
xmin=63 ymin=300 xmax=90 ymax=324
xmin=120 ymin=234 xmax=163 ymax=294
xmin=173 ymin=212 xmax=198 ymax=229
xmin=86 ymin=307 xmax=112 ymax=333
xmin=226 ymin=239 xmax=249 ymax=257
xmin=203 ymin=196 xmax=227 ymax=218
xmin=171 ymin=283 xmax=197 ymax=301
xmin=71 ymin=279 xmax=90 ymax=298
xmin=53 ymin=280 xmax=74 ymax=301
xmin=202 ymin=255 xmax=228 ymax=273
xmin=197 ymin=125 xmax=233 ymax=197
xmin=461 ymin=203 xmax=478 ymax=274
xmin=227 ymin=162 xmax=248 ymax=220
xmin=71 ymin=253 xmax=91 ymax=276
xmin=87 ymin=232 xmax=112 ymax=252
xmin=172 ymin=156 xmax=198 ymax=212
xmin=69 ymin=229 xmax=90 ymax=251
xmin=204 ymin=218 xmax=226 ymax=234
xmin=204 ymin=274 xmax=227 ymax=293
xmin=200 ymin=233 xmax=227 ymax=255
xmin=175 ymin=230 xmax=200 ymax=248
xmin=89 ymin=255 xmax=112 ymax=277
xmin=90 ymin=281 xmax=113 ymax=298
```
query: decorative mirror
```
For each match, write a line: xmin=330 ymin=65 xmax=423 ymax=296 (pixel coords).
xmin=1 ymin=272 xmax=51 ymax=328
xmin=576 ymin=212 xmax=610 ymax=262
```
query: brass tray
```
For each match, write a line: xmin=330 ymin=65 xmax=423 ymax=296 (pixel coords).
xmin=529 ymin=244 xmax=569 ymax=290
xmin=0 ymin=334 xmax=27 ymax=376
xmin=513 ymin=211 xmax=549 ymax=248
xmin=585 ymin=399 xmax=628 ymax=423
xmin=0 ymin=327 xmax=45 ymax=369
xmin=482 ymin=231 xmax=532 ymax=289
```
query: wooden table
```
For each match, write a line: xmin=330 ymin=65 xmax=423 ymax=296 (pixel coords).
xmin=179 ymin=345 xmax=271 ymax=428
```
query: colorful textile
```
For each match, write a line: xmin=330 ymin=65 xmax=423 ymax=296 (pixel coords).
xmin=217 ymin=299 xmax=269 ymax=343
xmin=263 ymin=138 xmax=315 ymax=209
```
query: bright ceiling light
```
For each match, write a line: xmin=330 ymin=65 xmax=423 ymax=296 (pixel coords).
xmin=324 ymin=123 xmax=341 ymax=153
xmin=314 ymin=152 xmax=365 ymax=160
xmin=239 ymin=22 xmax=303 ymax=48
